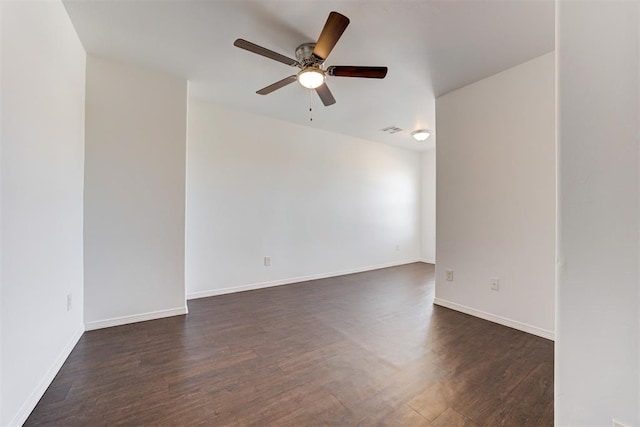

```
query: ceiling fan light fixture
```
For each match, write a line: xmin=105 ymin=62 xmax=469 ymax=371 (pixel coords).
xmin=411 ymin=129 xmax=432 ymax=141
xmin=234 ymin=12 xmax=388 ymax=107
xmin=297 ymin=68 xmax=325 ymax=89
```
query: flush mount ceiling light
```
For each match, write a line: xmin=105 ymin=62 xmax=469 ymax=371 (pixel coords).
xmin=297 ymin=68 xmax=326 ymax=89
xmin=411 ymin=129 xmax=432 ymax=141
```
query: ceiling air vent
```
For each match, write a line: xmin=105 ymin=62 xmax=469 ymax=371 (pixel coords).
xmin=380 ymin=126 xmax=403 ymax=134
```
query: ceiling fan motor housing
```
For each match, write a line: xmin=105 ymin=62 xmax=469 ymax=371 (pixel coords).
xmin=295 ymin=43 xmax=323 ymax=67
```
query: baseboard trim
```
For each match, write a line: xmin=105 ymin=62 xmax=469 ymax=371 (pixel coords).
xmin=9 ymin=325 xmax=84 ymax=427
xmin=187 ymin=259 xmax=422 ymax=300
xmin=84 ymin=306 xmax=189 ymax=331
xmin=420 ymin=258 xmax=435 ymax=264
xmin=433 ymin=298 xmax=555 ymax=341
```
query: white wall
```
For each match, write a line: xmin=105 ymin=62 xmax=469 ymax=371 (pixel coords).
xmin=1 ymin=3 xmax=4 ymax=423
xmin=434 ymin=52 xmax=555 ymax=339
xmin=186 ymin=100 xmax=422 ymax=298
xmin=556 ymin=1 xmax=640 ymax=425
xmin=0 ymin=1 xmax=86 ymax=425
xmin=421 ymin=149 xmax=436 ymax=264
xmin=84 ymin=56 xmax=187 ymax=330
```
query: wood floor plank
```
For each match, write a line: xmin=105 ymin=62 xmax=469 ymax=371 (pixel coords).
xmin=408 ymin=381 xmax=458 ymax=422
xmin=25 ymin=263 xmax=553 ymax=425
xmin=431 ymin=407 xmax=479 ymax=427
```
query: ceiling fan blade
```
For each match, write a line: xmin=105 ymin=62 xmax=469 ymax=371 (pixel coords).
xmin=256 ymin=75 xmax=297 ymax=95
xmin=327 ymin=66 xmax=388 ymax=79
xmin=234 ymin=39 xmax=299 ymax=67
xmin=312 ymin=12 xmax=350 ymax=61
xmin=315 ymin=83 xmax=336 ymax=106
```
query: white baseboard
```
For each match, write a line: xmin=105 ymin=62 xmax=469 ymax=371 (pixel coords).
xmin=9 ymin=325 xmax=84 ymax=427
xmin=187 ymin=259 xmax=422 ymax=300
xmin=84 ymin=306 xmax=188 ymax=331
xmin=420 ymin=258 xmax=435 ymax=264
xmin=433 ymin=297 xmax=555 ymax=341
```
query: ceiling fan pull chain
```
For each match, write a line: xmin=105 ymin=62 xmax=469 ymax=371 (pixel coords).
xmin=309 ymin=89 xmax=313 ymax=122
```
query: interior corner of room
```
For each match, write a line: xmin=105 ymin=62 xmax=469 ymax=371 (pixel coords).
xmin=1 ymin=0 xmax=639 ymax=426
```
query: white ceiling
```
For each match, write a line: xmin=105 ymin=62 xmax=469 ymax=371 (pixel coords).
xmin=63 ymin=0 xmax=554 ymax=152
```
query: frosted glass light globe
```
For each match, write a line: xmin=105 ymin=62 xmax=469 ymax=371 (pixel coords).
xmin=411 ymin=130 xmax=432 ymax=141
xmin=298 ymin=69 xmax=325 ymax=89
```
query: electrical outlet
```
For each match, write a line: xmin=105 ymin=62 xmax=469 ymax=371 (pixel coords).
xmin=491 ymin=277 xmax=499 ymax=291
xmin=66 ymin=293 xmax=72 ymax=311
xmin=264 ymin=256 xmax=271 ymax=267
xmin=446 ymin=269 xmax=454 ymax=281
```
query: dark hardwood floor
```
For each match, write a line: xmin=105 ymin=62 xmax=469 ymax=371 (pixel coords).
xmin=26 ymin=263 xmax=553 ymax=426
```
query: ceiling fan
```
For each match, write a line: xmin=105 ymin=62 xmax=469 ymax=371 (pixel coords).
xmin=233 ymin=11 xmax=388 ymax=107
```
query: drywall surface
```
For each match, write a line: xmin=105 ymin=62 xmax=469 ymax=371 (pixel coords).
xmin=186 ymin=100 xmax=422 ymax=298
xmin=0 ymin=1 xmax=86 ymax=424
xmin=1 ymin=4 xmax=4 ymax=423
xmin=84 ymin=56 xmax=187 ymax=329
xmin=435 ymin=52 xmax=555 ymax=339
xmin=556 ymin=1 xmax=640 ymax=425
xmin=421 ymin=149 xmax=436 ymax=263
